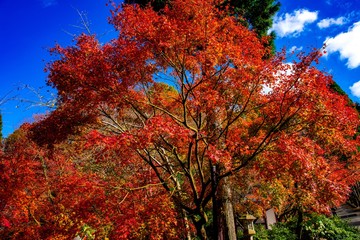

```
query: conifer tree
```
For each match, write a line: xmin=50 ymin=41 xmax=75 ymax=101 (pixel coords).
xmin=124 ymin=0 xmax=280 ymax=52
xmin=224 ymin=0 xmax=280 ymax=37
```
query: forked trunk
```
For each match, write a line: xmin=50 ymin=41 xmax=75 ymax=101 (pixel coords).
xmin=192 ymin=208 xmax=208 ymax=240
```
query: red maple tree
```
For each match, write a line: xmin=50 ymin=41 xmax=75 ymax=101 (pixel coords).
xmin=1 ymin=0 xmax=359 ymax=239
xmin=1 ymin=123 xmax=183 ymax=239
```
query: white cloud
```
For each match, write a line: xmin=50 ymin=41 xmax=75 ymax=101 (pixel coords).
xmin=261 ymin=84 xmax=273 ymax=94
xmin=270 ymin=9 xmax=318 ymax=38
xmin=325 ymin=21 xmax=360 ymax=68
xmin=262 ymin=63 xmax=295 ymax=95
xmin=41 ymin=0 xmax=57 ymax=8
xmin=317 ymin=17 xmax=347 ymax=29
xmin=350 ymin=81 xmax=360 ymax=98
xmin=289 ymin=45 xmax=303 ymax=52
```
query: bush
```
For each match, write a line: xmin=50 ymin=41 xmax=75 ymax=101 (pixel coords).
xmin=302 ymin=214 xmax=360 ymax=240
xmin=250 ymin=213 xmax=360 ymax=240
xmin=252 ymin=223 xmax=296 ymax=240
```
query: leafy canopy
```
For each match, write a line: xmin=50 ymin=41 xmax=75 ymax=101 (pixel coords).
xmin=1 ymin=0 xmax=359 ymax=239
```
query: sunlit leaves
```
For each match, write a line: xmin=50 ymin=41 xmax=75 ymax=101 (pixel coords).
xmin=2 ymin=0 xmax=360 ymax=238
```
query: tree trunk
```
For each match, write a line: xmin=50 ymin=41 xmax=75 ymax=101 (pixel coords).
xmin=192 ymin=208 xmax=208 ymax=240
xmin=295 ymin=209 xmax=303 ymax=240
xmin=181 ymin=208 xmax=192 ymax=240
xmin=215 ymin=177 xmax=237 ymax=240
xmin=217 ymin=213 xmax=225 ymax=240
xmin=212 ymin=165 xmax=224 ymax=239
xmin=222 ymin=177 xmax=237 ymax=240
xmin=194 ymin=220 xmax=208 ymax=240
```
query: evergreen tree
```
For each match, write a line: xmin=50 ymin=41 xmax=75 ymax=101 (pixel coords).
xmin=124 ymin=0 xmax=280 ymax=52
xmin=224 ymin=0 xmax=280 ymax=38
xmin=124 ymin=0 xmax=169 ymax=12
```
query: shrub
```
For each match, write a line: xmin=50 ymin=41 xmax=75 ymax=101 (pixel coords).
xmin=250 ymin=213 xmax=360 ymax=240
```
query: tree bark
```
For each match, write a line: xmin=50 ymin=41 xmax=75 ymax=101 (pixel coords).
xmin=295 ymin=209 xmax=303 ymax=240
xmin=192 ymin=208 xmax=208 ymax=240
xmin=215 ymin=176 xmax=237 ymax=240
xmin=181 ymin=208 xmax=192 ymax=240
xmin=222 ymin=177 xmax=237 ymax=240
xmin=194 ymin=220 xmax=208 ymax=240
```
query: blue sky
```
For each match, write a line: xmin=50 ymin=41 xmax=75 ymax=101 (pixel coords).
xmin=271 ymin=0 xmax=360 ymax=101
xmin=0 ymin=0 xmax=116 ymax=137
xmin=1 ymin=0 xmax=360 ymax=137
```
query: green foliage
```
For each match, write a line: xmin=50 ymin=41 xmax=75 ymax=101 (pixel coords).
xmin=355 ymin=102 xmax=360 ymax=113
xmin=219 ymin=0 xmax=280 ymax=55
xmin=223 ymin=0 xmax=280 ymax=37
xmin=251 ymin=225 xmax=268 ymax=239
xmin=125 ymin=0 xmax=280 ymax=52
xmin=330 ymin=81 xmax=347 ymax=96
xmin=124 ymin=0 xmax=169 ymax=12
xmin=80 ymin=224 xmax=96 ymax=240
xmin=251 ymin=223 xmax=296 ymax=240
xmin=250 ymin=214 xmax=360 ymax=240
xmin=302 ymin=214 xmax=360 ymax=240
